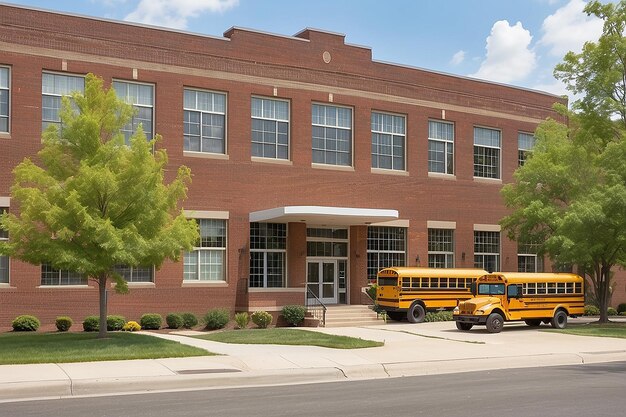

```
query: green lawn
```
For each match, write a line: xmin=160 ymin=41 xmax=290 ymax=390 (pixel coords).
xmin=195 ymin=328 xmax=384 ymax=349
xmin=0 ymin=332 xmax=212 ymax=365
xmin=549 ymin=322 xmax=626 ymax=339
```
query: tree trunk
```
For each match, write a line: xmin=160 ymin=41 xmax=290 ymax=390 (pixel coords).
xmin=98 ymin=273 xmax=108 ymax=339
xmin=598 ymin=266 xmax=611 ymax=324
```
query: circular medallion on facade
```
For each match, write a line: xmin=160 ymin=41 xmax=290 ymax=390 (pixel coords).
xmin=322 ymin=51 xmax=332 ymax=64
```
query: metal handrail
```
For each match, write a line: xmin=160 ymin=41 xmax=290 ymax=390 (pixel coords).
xmin=305 ymin=287 xmax=327 ymax=327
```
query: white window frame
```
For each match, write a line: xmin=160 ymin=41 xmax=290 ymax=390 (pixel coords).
xmin=428 ymin=228 xmax=454 ymax=268
xmin=41 ymin=71 xmax=85 ymax=131
xmin=473 ymin=126 xmax=501 ymax=179
xmin=366 ymin=226 xmax=407 ymax=281
xmin=113 ymin=264 xmax=155 ymax=283
xmin=249 ymin=223 xmax=287 ymax=288
xmin=371 ymin=111 xmax=406 ymax=171
xmin=251 ymin=96 xmax=290 ymax=160
xmin=428 ymin=120 xmax=455 ymax=175
xmin=0 ymin=66 xmax=10 ymax=134
xmin=183 ymin=88 xmax=227 ymax=155
xmin=473 ymin=230 xmax=500 ymax=272
xmin=518 ymin=131 xmax=535 ymax=167
xmin=311 ymin=103 xmax=353 ymax=167
xmin=113 ymin=79 xmax=155 ymax=143
xmin=40 ymin=263 xmax=87 ymax=286
xmin=184 ymin=219 xmax=227 ymax=282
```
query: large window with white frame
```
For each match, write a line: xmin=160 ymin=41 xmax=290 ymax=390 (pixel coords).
xmin=42 ymin=72 xmax=85 ymax=131
xmin=371 ymin=111 xmax=405 ymax=170
xmin=184 ymin=88 xmax=226 ymax=154
xmin=428 ymin=120 xmax=454 ymax=174
xmin=312 ymin=104 xmax=352 ymax=166
xmin=367 ymin=226 xmax=406 ymax=281
xmin=473 ymin=127 xmax=501 ymax=179
xmin=518 ymin=242 xmax=544 ymax=273
xmin=0 ymin=208 xmax=8 ymax=284
xmin=112 ymin=265 xmax=154 ymax=283
xmin=184 ymin=219 xmax=227 ymax=281
xmin=41 ymin=264 xmax=87 ymax=286
xmin=251 ymin=97 xmax=289 ymax=160
xmin=474 ymin=231 xmax=500 ymax=272
xmin=113 ymin=80 xmax=154 ymax=144
xmin=249 ymin=223 xmax=286 ymax=288
xmin=0 ymin=66 xmax=9 ymax=133
xmin=428 ymin=228 xmax=454 ymax=268
xmin=518 ymin=132 xmax=535 ymax=166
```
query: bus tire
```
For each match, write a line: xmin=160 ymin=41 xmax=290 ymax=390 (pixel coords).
xmin=386 ymin=312 xmax=403 ymax=321
xmin=551 ymin=310 xmax=568 ymax=329
xmin=485 ymin=313 xmax=504 ymax=333
xmin=456 ymin=321 xmax=473 ymax=331
xmin=407 ymin=302 xmax=426 ymax=323
xmin=524 ymin=319 xmax=541 ymax=327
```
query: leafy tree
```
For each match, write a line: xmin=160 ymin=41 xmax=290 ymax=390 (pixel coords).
xmin=503 ymin=0 xmax=626 ymax=323
xmin=0 ymin=74 xmax=199 ymax=337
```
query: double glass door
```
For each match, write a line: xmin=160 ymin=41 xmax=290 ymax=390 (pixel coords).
xmin=307 ymin=260 xmax=346 ymax=304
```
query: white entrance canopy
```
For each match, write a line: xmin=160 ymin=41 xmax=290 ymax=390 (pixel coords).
xmin=249 ymin=206 xmax=399 ymax=226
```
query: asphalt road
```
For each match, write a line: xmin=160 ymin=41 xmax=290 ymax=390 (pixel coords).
xmin=3 ymin=361 xmax=626 ymax=417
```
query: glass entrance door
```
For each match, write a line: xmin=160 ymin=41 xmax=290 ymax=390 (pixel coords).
xmin=307 ymin=260 xmax=337 ymax=304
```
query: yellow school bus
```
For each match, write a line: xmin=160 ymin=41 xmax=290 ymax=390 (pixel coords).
xmin=453 ymin=272 xmax=585 ymax=333
xmin=376 ymin=267 xmax=488 ymax=323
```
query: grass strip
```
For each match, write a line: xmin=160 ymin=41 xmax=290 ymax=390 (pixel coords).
xmin=0 ymin=332 xmax=211 ymax=365
xmin=195 ymin=328 xmax=383 ymax=349
xmin=545 ymin=322 xmax=626 ymax=339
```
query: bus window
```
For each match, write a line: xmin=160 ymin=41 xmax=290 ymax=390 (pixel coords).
xmin=440 ymin=278 xmax=448 ymax=288
xmin=527 ymin=283 xmax=536 ymax=295
xmin=411 ymin=278 xmax=420 ymax=288
xmin=575 ymin=283 xmax=582 ymax=293
xmin=449 ymin=278 xmax=457 ymax=288
xmin=537 ymin=282 xmax=546 ymax=294
xmin=547 ymin=282 xmax=556 ymax=294
xmin=402 ymin=277 xmax=410 ymax=289
xmin=478 ymin=283 xmax=505 ymax=295
xmin=557 ymin=283 xmax=565 ymax=294
xmin=421 ymin=278 xmax=428 ymax=288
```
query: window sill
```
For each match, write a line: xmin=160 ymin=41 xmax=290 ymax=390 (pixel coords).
xmin=37 ymin=285 xmax=91 ymax=289
xmin=248 ymin=287 xmax=305 ymax=293
xmin=311 ymin=163 xmax=354 ymax=172
xmin=473 ymin=177 xmax=502 ymax=184
xmin=0 ymin=283 xmax=16 ymax=289
xmin=251 ymin=156 xmax=293 ymax=166
xmin=126 ymin=282 xmax=156 ymax=288
xmin=371 ymin=168 xmax=409 ymax=176
xmin=428 ymin=172 xmax=456 ymax=180
xmin=183 ymin=151 xmax=229 ymax=160
xmin=182 ymin=281 xmax=228 ymax=288
xmin=0 ymin=132 xmax=11 ymax=139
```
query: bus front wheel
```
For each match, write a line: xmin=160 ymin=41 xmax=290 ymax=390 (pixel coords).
xmin=456 ymin=321 xmax=473 ymax=331
xmin=485 ymin=313 xmax=504 ymax=333
xmin=407 ymin=303 xmax=426 ymax=323
xmin=551 ymin=310 xmax=568 ymax=329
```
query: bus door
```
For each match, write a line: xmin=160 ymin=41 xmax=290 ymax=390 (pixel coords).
xmin=506 ymin=284 xmax=525 ymax=320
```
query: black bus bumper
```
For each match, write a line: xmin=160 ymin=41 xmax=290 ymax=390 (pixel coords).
xmin=454 ymin=315 xmax=488 ymax=325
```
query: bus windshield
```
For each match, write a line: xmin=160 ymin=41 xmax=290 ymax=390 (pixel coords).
xmin=478 ymin=283 xmax=505 ymax=295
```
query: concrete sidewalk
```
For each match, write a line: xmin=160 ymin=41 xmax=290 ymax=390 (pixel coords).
xmin=1 ymin=319 xmax=626 ymax=403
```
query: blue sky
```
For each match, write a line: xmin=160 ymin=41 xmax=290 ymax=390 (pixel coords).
xmin=3 ymin=0 xmax=605 ymax=97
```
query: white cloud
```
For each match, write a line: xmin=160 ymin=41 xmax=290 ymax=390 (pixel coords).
xmin=124 ymin=0 xmax=239 ymax=30
xmin=539 ymin=0 xmax=603 ymax=57
xmin=532 ymin=79 xmax=570 ymax=97
xmin=450 ymin=50 xmax=465 ymax=66
xmin=470 ymin=20 xmax=537 ymax=84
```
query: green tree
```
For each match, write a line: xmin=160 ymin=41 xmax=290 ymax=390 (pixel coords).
xmin=504 ymin=1 xmax=626 ymax=323
xmin=0 ymin=74 xmax=199 ymax=338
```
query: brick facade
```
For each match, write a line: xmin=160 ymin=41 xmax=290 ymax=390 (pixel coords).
xmin=0 ymin=4 xmax=623 ymax=329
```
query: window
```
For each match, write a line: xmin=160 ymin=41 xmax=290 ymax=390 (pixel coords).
xmin=42 ymin=72 xmax=85 ymax=131
xmin=249 ymin=223 xmax=286 ymax=288
xmin=428 ymin=120 xmax=454 ymax=174
xmin=41 ymin=264 xmax=87 ymax=286
xmin=184 ymin=219 xmax=226 ymax=281
xmin=113 ymin=265 xmax=154 ymax=283
xmin=367 ymin=226 xmax=406 ymax=281
xmin=518 ymin=132 xmax=535 ymax=166
xmin=312 ymin=104 xmax=352 ymax=166
xmin=184 ymin=89 xmax=226 ymax=154
xmin=474 ymin=127 xmax=501 ymax=179
xmin=251 ymin=97 xmax=289 ymax=159
xmin=0 ymin=208 xmax=8 ymax=284
xmin=0 ymin=66 xmax=9 ymax=133
xmin=307 ymin=228 xmax=348 ymax=257
xmin=371 ymin=112 xmax=405 ymax=170
xmin=428 ymin=229 xmax=454 ymax=268
xmin=474 ymin=231 xmax=500 ymax=272
xmin=113 ymin=81 xmax=154 ymax=144
xmin=518 ymin=242 xmax=544 ymax=273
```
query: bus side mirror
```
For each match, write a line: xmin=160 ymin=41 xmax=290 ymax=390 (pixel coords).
xmin=470 ymin=282 xmax=476 ymax=296
xmin=507 ymin=285 xmax=521 ymax=298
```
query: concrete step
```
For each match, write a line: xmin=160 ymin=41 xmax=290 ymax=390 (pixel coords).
xmin=323 ymin=305 xmax=383 ymax=327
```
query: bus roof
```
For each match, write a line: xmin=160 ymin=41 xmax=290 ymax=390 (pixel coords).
xmin=480 ymin=272 xmax=584 ymax=283
xmin=378 ymin=267 xmax=488 ymax=278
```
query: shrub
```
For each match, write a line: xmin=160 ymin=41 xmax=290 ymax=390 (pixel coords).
xmin=617 ymin=303 xmax=626 ymax=314
xmin=281 ymin=305 xmax=306 ymax=326
xmin=107 ymin=315 xmax=126 ymax=331
xmin=251 ymin=310 xmax=272 ymax=329
xmin=55 ymin=316 xmax=73 ymax=332
xmin=12 ymin=315 xmax=40 ymax=332
xmin=166 ymin=313 xmax=184 ymax=329
xmin=140 ymin=313 xmax=162 ymax=330
xmin=234 ymin=312 xmax=250 ymax=329
xmin=424 ymin=311 xmax=453 ymax=322
xmin=203 ymin=309 xmax=230 ymax=330
xmin=607 ymin=307 xmax=618 ymax=316
xmin=83 ymin=315 xmax=99 ymax=332
xmin=181 ymin=312 xmax=199 ymax=329
xmin=366 ymin=284 xmax=378 ymax=301
xmin=584 ymin=305 xmax=600 ymax=316
xmin=122 ymin=321 xmax=141 ymax=332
